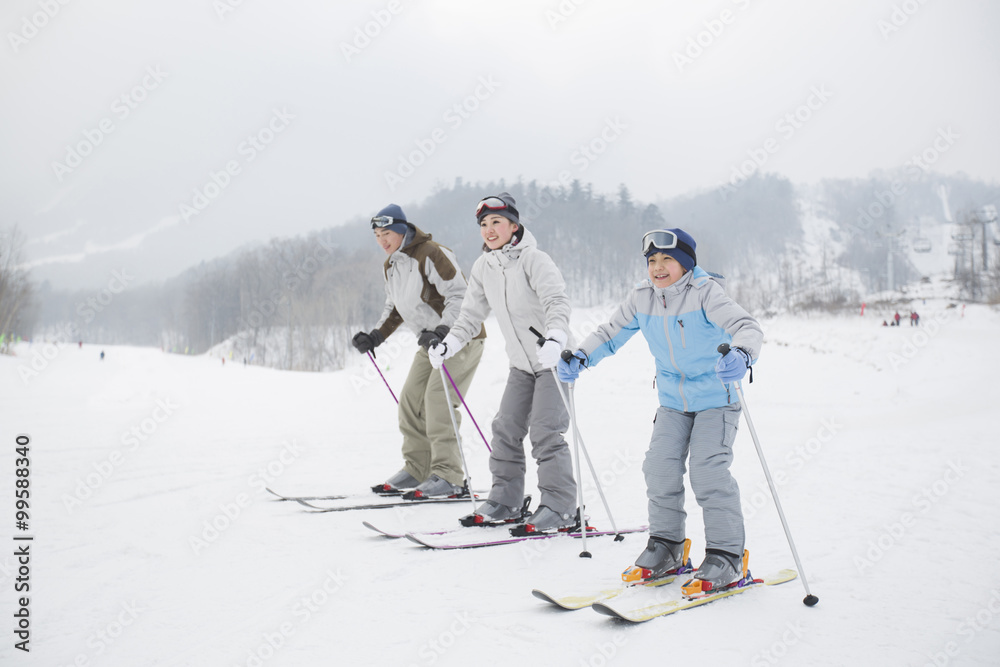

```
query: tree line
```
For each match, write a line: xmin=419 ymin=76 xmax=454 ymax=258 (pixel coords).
xmin=9 ymin=172 xmax=1000 ymax=369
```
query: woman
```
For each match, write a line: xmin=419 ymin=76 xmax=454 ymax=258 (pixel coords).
xmin=429 ymin=193 xmax=577 ymax=534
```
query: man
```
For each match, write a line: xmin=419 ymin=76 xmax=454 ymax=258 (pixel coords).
xmin=352 ymin=204 xmax=485 ymax=498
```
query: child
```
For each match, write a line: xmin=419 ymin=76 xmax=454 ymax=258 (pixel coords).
xmin=353 ymin=204 xmax=486 ymax=498
xmin=429 ymin=193 xmax=578 ymax=533
xmin=558 ymin=228 xmax=763 ymax=593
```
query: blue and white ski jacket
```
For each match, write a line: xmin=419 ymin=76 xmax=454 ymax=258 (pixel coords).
xmin=578 ymin=267 xmax=763 ymax=413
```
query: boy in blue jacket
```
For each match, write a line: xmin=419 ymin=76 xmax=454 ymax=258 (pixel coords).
xmin=558 ymin=228 xmax=763 ymax=594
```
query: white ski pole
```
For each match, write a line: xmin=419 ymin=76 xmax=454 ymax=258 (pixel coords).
xmin=551 ymin=363 xmax=623 ymax=540
xmin=440 ymin=364 xmax=478 ymax=516
xmin=719 ymin=344 xmax=819 ymax=607
xmin=554 ymin=372 xmax=591 ymax=558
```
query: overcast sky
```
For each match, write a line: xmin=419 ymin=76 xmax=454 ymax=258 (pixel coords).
xmin=3 ymin=0 xmax=998 ymax=289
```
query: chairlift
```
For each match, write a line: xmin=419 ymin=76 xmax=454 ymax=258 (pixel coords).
xmin=912 ymin=237 xmax=932 ymax=253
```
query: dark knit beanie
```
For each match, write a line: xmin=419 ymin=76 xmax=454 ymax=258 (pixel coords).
xmin=644 ymin=228 xmax=697 ymax=272
xmin=373 ymin=203 xmax=410 ymax=236
xmin=475 ymin=192 xmax=520 ymax=226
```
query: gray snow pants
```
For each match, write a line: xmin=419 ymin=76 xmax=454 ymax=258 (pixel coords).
xmin=644 ymin=403 xmax=745 ymax=556
xmin=487 ymin=368 xmax=577 ymax=515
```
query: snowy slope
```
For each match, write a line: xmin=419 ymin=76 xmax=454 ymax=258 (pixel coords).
xmin=2 ymin=299 xmax=999 ymax=666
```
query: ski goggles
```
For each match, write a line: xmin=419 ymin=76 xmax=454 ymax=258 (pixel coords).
xmin=371 ymin=215 xmax=401 ymax=229
xmin=475 ymin=196 xmax=518 ymax=220
xmin=641 ymin=229 xmax=696 ymax=260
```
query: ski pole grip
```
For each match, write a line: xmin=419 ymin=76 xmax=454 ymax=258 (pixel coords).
xmin=718 ymin=343 xmax=731 ymax=356
xmin=561 ymin=349 xmax=575 ymax=362
xmin=528 ymin=326 xmax=545 ymax=342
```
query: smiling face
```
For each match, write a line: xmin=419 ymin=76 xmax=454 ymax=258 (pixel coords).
xmin=480 ymin=213 xmax=518 ymax=250
xmin=374 ymin=228 xmax=404 ymax=255
xmin=647 ymin=252 xmax=686 ymax=288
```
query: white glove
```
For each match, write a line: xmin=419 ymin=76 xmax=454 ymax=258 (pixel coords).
xmin=536 ymin=329 xmax=568 ymax=369
xmin=428 ymin=333 xmax=462 ymax=369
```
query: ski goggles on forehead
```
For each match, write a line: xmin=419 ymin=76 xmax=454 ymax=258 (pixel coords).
xmin=475 ymin=197 xmax=516 ymax=218
xmin=641 ymin=230 xmax=695 ymax=259
xmin=371 ymin=215 xmax=399 ymax=229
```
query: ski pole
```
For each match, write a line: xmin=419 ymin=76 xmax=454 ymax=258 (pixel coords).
xmin=440 ymin=364 xmax=478 ymax=516
xmin=528 ymin=327 xmax=591 ymax=557
xmin=555 ymin=373 xmax=591 ymax=558
xmin=441 ymin=363 xmax=492 ymax=453
xmin=552 ymin=354 xmax=623 ymax=541
xmin=367 ymin=351 xmax=398 ymax=404
xmin=718 ymin=343 xmax=819 ymax=607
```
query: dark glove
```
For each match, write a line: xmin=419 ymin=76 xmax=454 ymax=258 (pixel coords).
xmin=417 ymin=325 xmax=450 ymax=350
xmin=352 ymin=329 xmax=384 ymax=354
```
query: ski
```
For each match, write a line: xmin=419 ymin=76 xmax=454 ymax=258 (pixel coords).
xmin=591 ymin=569 xmax=798 ymax=622
xmin=362 ymin=521 xmax=467 ymax=539
xmin=532 ymin=574 xmax=680 ymax=611
xmin=265 ymin=487 xmax=353 ymax=502
xmin=405 ymin=525 xmax=648 ymax=550
xmin=297 ymin=494 xmax=480 ymax=513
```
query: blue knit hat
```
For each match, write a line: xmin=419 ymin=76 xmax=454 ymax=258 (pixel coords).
xmin=372 ymin=204 xmax=410 ymax=236
xmin=643 ymin=228 xmax=697 ymax=272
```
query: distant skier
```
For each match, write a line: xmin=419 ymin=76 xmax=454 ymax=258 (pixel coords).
xmin=354 ymin=204 xmax=485 ymax=499
xmin=429 ymin=192 xmax=578 ymax=533
xmin=893 ymin=311 xmax=901 ymax=326
xmin=100 ymin=350 xmax=105 ymax=360
xmin=558 ymin=228 xmax=763 ymax=595
xmin=910 ymin=311 xmax=919 ymax=326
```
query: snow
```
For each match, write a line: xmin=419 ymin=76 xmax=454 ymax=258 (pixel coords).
xmin=2 ymin=297 xmax=1000 ymax=667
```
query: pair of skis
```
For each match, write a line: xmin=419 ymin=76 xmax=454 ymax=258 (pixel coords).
xmin=265 ymin=487 xmax=479 ymax=513
xmin=533 ymin=569 xmax=799 ymax=622
xmin=363 ymin=518 xmax=649 ymax=549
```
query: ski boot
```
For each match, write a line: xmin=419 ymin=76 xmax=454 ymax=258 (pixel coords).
xmin=509 ymin=505 xmax=578 ymax=537
xmin=402 ymin=475 xmax=466 ymax=500
xmin=459 ymin=496 xmax=531 ymax=527
xmin=371 ymin=469 xmax=419 ymax=495
xmin=681 ymin=549 xmax=752 ymax=598
xmin=621 ymin=537 xmax=693 ymax=584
